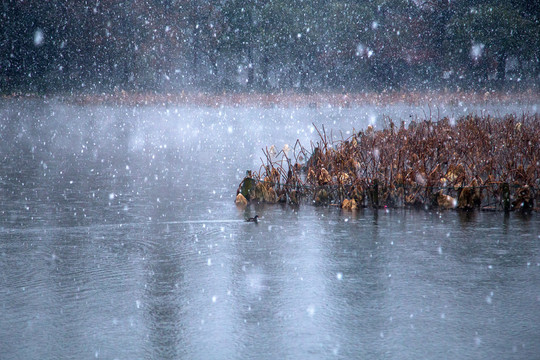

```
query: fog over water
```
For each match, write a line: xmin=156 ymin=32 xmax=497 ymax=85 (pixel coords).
xmin=0 ymin=100 xmax=539 ymax=359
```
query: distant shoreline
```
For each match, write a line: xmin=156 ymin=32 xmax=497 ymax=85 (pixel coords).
xmin=2 ymin=90 xmax=539 ymax=108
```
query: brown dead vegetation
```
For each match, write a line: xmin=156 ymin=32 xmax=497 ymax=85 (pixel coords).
xmin=238 ymin=114 xmax=540 ymax=212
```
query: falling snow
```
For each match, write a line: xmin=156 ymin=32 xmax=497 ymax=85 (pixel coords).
xmin=0 ymin=2 xmax=539 ymax=360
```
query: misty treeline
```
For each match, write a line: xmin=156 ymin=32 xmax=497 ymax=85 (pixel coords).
xmin=1 ymin=0 xmax=539 ymax=94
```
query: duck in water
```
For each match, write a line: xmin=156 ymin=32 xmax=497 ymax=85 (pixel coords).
xmin=246 ymin=215 xmax=259 ymax=223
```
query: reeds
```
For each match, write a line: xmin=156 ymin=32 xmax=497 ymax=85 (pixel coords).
xmin=26 ymin=90 xmax=537 ymax=108
xmin=237 ymin=114 xmax=540 ymax=212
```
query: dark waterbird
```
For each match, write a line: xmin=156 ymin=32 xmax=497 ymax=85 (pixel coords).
xmin=246 ymin=215 xmax=259 ymax=223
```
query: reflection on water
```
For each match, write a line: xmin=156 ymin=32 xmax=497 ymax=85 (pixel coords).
xmin=1 ymin=100 xmax=539 ymax=359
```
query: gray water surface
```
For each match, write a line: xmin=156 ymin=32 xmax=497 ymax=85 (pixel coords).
xmin=1 ymin=99 xmax=539 ymax=359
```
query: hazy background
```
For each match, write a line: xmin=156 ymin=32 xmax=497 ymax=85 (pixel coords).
xmin=1 ymin=0 xmax=539 ymax=94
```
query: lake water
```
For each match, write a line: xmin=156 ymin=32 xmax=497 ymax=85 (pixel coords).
xmin=1 ymin=99 xmax=539 ymax=359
